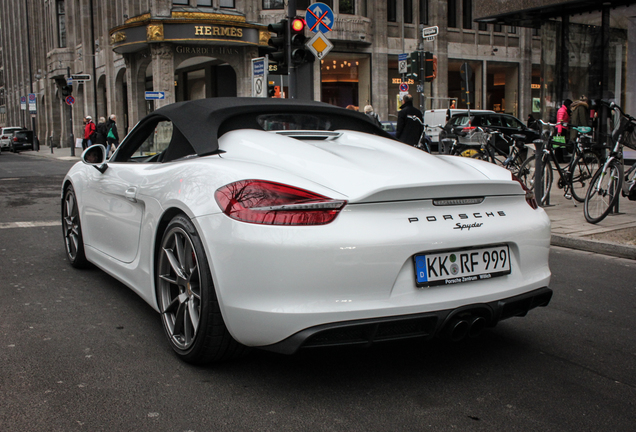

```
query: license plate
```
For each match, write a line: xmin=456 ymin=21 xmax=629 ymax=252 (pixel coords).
xmin=414 ymin=245 xmax=511 ymax=287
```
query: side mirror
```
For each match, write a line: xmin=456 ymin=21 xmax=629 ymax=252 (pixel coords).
xmin=82 ymin=144 xmax=108 ymax=173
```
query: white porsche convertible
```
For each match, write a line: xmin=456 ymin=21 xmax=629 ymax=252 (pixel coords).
xmin=62 ymin=98 xmax=552 ymax=364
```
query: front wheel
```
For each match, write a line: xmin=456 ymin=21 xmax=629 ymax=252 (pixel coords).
xmin=156 ymin=214 xmax=246 ymax=364
xmin=518 ymin=155 xmax=553 ymax=205
xmin=62 ymin=185 xmax=90 ymax=268
xmin=570 ymin=151 xmax=602 ymax=202
xmin=584 ymin=161 xmax=622 ymax=224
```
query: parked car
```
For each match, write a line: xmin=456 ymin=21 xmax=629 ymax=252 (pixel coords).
xmin=424 ymin=109 xmax=495 ymax=145
xmin=380 ymin=121 xmax=397 ymax=137
xmin=440 ymin=112 xmax=541 ymax=152
xmin=0 ymin=126 xmax=25 ymax=151
xmin=62 ymin=98 xmax=552 ymax=365
xmin=10 ymin=130 xmax=34 ymax=152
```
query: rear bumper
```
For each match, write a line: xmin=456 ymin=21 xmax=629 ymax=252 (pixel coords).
xmin=260 ymin=287 xmax=552 ymax=354
xmin=12 ymin=143 xmax=33 ymax=151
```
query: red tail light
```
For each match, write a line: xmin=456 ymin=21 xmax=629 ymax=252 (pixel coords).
xmin=462 ymin=126 xmax=476 ymax=132
xmin=13 ymin=137 xmax=18 ymax=142
xmin=511 ymin=173 xmax=538 ymax=209
xmin=214 ymin=180 xmax=347 ymax=225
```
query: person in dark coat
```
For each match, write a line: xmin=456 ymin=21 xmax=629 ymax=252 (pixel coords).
xmin=396 ymin=94 xmax=423 ymax=146
xmin=94 ymin=117 xmax=108 ymax=146
xmin=105 ymin=114 xmax=120 ymax=157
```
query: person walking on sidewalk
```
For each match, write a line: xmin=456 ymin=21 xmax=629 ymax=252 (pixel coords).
xmin=396 ymin=94 xmax=423 ymax=146
xmin=95 ymin=117 xmax=108 ymax=148
xmin=105 ymin=114 xmax=120 ymax=157
xmin=84 ymin=116 xmax=96 ymax=149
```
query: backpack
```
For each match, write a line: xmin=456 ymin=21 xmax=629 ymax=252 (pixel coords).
xmin=107 ymin=127 xmax=116 ymax=140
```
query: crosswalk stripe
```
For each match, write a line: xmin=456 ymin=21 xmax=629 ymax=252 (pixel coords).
xmin=0 ymin=221 xmax=61 ymax=229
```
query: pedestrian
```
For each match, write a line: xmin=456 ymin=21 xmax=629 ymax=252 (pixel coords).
xmin=527 ymin=114 xmax=539 ymax=131
xmin=84 ymin=116 xmax=96 ymax=149
xmin=396 ymin=94 xmax=423 ymax=146
xmin=556 ymin=99 xmax=572 ymax=137
xmin=105 ymin=114 xmax=120 ymax=157
xmin=364 ymin=105 xmax=381 ymax=127
xmin=569 ymin=95 xmax=590 ymax=142
xmin=95 ymin=117 xmax=108 ymax=148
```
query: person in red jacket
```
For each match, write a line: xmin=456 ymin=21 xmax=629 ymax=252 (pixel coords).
xmin=84 ymin=116 xmax=96 ymax=149
xmin=556 ymin=99 xmax=572 ymax=136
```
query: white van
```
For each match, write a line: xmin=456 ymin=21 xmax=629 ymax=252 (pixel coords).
xmin=423 ymin=109 xmax=495 ymax=144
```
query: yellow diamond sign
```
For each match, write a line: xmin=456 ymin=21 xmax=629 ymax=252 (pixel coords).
xmin=307 ymin=31 xmax=333 ymax=60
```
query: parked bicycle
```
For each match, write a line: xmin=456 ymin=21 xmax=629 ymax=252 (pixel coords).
xmin=407 ymin=115 xmax=434 ymax=153
xmin=584 ymin=102 xmax=636 ymax=223
xmin=471 ymin=127 xmax=528 ymax=175
xmin=517 ymin=120 xmax=602 ymax=204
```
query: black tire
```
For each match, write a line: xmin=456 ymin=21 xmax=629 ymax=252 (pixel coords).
xmin=156 ymin=214 xmax=246 ymax=364
xmin=471 ymin=149 xmax=488 ymax=161
xmin=518 ymin=155 xmax=553 ymax=205
xmin=570 ymin=151 xmax=602 ymax=202
xmin=584 ymin=160 xmax=622 ymax=224
xmin=62 ymin=185 xmax=90 ymax=268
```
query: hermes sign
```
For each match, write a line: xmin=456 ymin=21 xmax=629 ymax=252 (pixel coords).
xmin=194 ymin=26 xmax=243 ymax=38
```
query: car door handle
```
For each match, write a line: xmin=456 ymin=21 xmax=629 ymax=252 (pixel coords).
xmin=125 ymin=187 xmax=138 ymax=203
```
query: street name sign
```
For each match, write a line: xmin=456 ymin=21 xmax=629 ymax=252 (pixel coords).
xmin=398 ymin=53 xmax=408 ymax=74
xmin=145 ymin=91 xmax=166 ymax=100
xmin=28 ymin=93 xmax=37 ymax=114
xmin=422 ymin=26 xmax=439 ymax=38
xmin=71 ymin=74 xmax=91 ymax=82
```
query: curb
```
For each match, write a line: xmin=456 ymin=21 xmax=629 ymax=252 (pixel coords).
xmin=551 ymin=234 xmax=636 ymax=260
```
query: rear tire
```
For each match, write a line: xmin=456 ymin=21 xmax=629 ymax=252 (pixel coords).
xmin=584 ymin=160 xmax=622 ymax=224
xmin=156 ymin=214 xmax=247 ymax=364
xmin=570 ymin=151 xmax=602 ymax=202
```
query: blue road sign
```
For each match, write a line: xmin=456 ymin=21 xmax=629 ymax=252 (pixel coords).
xmin=65 ymin=96 xmax=75 ymax=106
xmin=306 ymin=2 xmax=334 ymax=33
xmin=400 ymin=83 xmax=409 ymax=92
xmin=28 ymin=93 xmax=37 ymax=114
xmin=145 ymin=91 xmax=166 ymax=100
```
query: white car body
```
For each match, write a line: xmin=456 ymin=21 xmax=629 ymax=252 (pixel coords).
xmin=62 ymin=98 xmax=551 ymax=363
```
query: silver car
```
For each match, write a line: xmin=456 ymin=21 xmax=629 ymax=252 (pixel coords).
xmin=1 ymin=127 xmax=25 ymax=151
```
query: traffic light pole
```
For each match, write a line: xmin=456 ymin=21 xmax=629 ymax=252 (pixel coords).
xmin=287 ymin=0 xmax=296 ymax=99
xmin=68 ymin=68 xmax=75 ymax=157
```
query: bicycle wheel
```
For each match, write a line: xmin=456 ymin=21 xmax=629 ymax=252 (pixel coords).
xmin=518 ymin=155 xmax=553 ymax=205
xmin=570 ymin=151 xmax=602 ymax=202
xmin=584 ymin=160 xmax=622 ymax=224
xmin=471 ymin=149 xmax=488 ymax=161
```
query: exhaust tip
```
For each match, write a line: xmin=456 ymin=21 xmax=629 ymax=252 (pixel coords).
xmin=468 ymin=316 xmax=487 ymax=338
xmin=446 ymin=319 xmax=470 ymax=342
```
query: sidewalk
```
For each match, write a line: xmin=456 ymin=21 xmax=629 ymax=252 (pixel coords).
xmin=20 ymin=145 xmax=636 ymax=260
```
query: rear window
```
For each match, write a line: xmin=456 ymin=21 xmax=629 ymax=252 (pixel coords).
xmin=448 ymin=115 xmax=471 ymax=127
xmin=257 ymin=114 xmax=332 ymax=131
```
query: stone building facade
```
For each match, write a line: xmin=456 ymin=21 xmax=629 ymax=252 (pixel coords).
xmin=0 ymin=0 xmax=633 ymax=148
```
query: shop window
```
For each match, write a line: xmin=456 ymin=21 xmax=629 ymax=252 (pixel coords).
xmin=404 ymin=0 xmax=413 ymax=24
xmin=448 ymin=0 xmax=457 ymax=28
xmin=388 ymin=0 xmax=397 ymax=22
xmin=321 ymin=53 xmax=370 ymax=111
xmin=462 ymin=0 xmax=472 ymax=30
xmin=197 ymin=0 xmax=212 ymax=6
xmin=57 ymin=0 xmax=66 ymax=48
xmin=508 ymin=26 xmax=516 ymax=34
xmin=263 ymin=0 xmax=284 ymax=8
xmin=420 ymin=0 xmax=428 ymax=25
xmin=494 ymin=24 xmax=502 ymax=32
xmin=478 ymin=22 xmax=487 ymax=31
xmin=297 ymin=0 xmax=310 ymax=9
xmin=340 ymin=0 xmax=354 ymax=15
xmin=220 ymin=0 xmax=234 ymax=7
xmin=173 ymin=0 xmax=188 ymax=4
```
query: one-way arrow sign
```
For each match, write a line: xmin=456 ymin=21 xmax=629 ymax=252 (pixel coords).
xmin=145 ymin=91 xmax=166 ymax=100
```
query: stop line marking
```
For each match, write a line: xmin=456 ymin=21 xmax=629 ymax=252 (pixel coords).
xmin=0 ymin=221 xmax=61 ymax=229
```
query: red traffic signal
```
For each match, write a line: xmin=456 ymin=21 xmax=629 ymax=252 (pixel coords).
xmin=291 ymin=18 xmax=305 ymax=32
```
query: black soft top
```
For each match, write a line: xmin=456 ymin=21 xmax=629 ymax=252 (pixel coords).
xmin=142 ymin=97 xmax=391 ymax=157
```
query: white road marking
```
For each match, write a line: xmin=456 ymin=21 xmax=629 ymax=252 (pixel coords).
xmin=0 ymin=221 xmax=61 ymax=229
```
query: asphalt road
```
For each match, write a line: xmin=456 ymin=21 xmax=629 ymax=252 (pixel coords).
xmin=1 ymin=152 xmax=635 ymax=431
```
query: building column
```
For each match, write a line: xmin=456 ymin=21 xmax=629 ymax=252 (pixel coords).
xmin=151 ymin=43 xmax=176 ymax=109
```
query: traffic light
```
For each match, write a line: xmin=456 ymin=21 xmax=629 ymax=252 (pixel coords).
xmin=61 ymin=85 xmax=73 ymax=96
xmin=407 ymin=51 xmax=421 ymax=81
xmin=290 ymin=17 xmax=315 ymax=65
xmin=424 ymin=51 xmax=435 ymax=82
xmin=267 ymin=19 xmax=288 ymax=67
